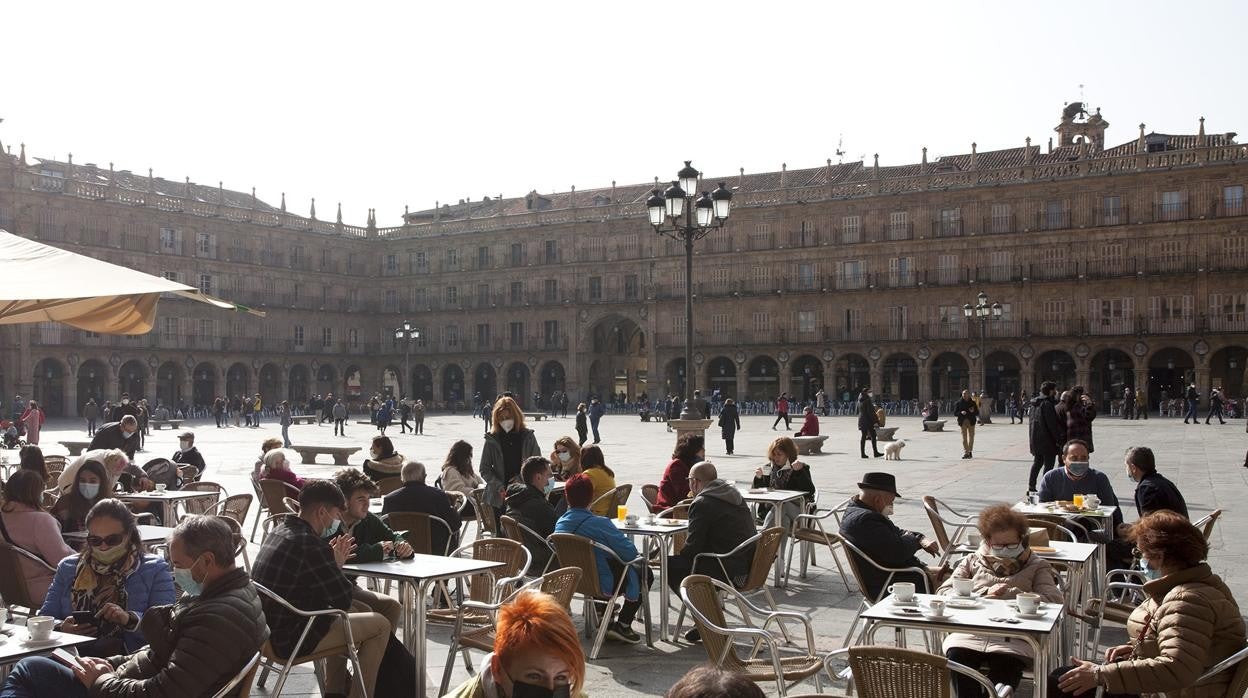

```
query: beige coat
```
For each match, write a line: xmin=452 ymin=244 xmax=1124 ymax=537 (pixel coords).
xmin=441 ymin=464 xmax=483 ymax=499
xmin=1100 ymin=563 xmax=1245 ymax=697
xmin=937 ymin=549 xmax=1063 ymax=659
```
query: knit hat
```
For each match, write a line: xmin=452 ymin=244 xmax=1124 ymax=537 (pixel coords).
xmin=564 ymin=473 xmax=594 ymax=509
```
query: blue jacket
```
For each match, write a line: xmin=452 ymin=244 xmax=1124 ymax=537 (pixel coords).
xmin=554 ymin=508 xmax=640 ymax=600
xmin=589 ymin=402 xmax=606 ymax=421
xmin=40 ymin=552 xmax=176 ymax=651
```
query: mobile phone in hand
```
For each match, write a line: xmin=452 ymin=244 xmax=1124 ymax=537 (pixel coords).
xmin=49 ymin=648 xmax=84 ymax=670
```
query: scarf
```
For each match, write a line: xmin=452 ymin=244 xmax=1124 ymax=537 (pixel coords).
xmin=70 ymin=545 xmax=139 ymax=638
xmin=975 ymin=548 xmax=1031 ymax=578
xmin=769 ymin=464 xmax=794 ymax=490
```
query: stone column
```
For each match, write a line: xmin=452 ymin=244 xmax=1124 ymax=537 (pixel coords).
xmin=1134 ymin=367 xmax=1150 ymax=415
xmin=735 ymin=367 xmax=747 ymax=400
xmin=1075 ymin=368 xmax=1091 ymax=392
xmin=869 ymin=364 xmax=883 ymax=394
xmin=65 ymin=368 xmax=79 ymax=418
xmin=918 ymin=363 xmax=932 ymax=404
xmin=1195 ymin=366 xmax=1211 ymax=410
xmin=1022 ymin=362 xmax=1036 ymax=396
xmin=778 ymin=365 xmax=792 ymax=399
xmin=181 ymin=372 xmax=193 ymax=408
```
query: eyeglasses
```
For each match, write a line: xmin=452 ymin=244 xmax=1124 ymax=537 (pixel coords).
xmin=87 ymin=533 xmax=126 ymax=548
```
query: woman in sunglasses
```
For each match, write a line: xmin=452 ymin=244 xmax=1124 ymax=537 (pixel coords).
xmin=39 ymin=499 xmax=175 ymax=655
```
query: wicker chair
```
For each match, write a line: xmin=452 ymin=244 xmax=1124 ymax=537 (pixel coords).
xmin=384 ymin=511 xmax=456 ymax=556
xmin=824 ymin=646 xmax=1011 ymax=698
xmin=206 ymin=493 xmax=253 ymax=530
xmin=177 ymin=465 xmax=201 ymax=484
xmin=258 ymin=479 xmax=301 ymax=526
xmin=261 ymin=513 xmax=296 ymax=539
xmin=44 ymin=469 xmax=62 ymax=490
xmin=212 ymin=514 xmax=252 ymax=572
xmin=428 ymin=538 xmax=531 ymax=629
xmin=835 ymin=533 xmax=937 ymax=648
xmin=0 ymin=542 xmax=56 ymax=614
xmin=679 ymin=574 xmax=823 ymax=697
xmin=549 ymin=531 xmax=651 ymax=659
xmin=252 ymin=582 xmax=367 ymax=698
xmin=376 ymin=476 xmax=403 ymax=495
xmin=176 ymin=481 xmax=225 ymax=521
xmin=437 ymin=567 xmax=582 ymax=695
xmin=43 ymin=454 xmax=67 ymax=470
xmin=590 ymin=484 xmax=633 ymax=516
xmin=673 ymin=527 xmax=790 ymax=644
xmin=499 ymin=514 xmax=557 ymax=575
xmin=784 ymin=497 xmax=855 ymax=590
xmin=281 ymin=497 xmax=301 ymax=515
xmin=921 ymin=496 xmax=978 ymax=565
xmin=40 ymin=488 xmax=59 ymax=510
xmin=640 ymin=483 xmax=660 ymax=513
xmin=468 ymin=487 xmax=497 ymax=538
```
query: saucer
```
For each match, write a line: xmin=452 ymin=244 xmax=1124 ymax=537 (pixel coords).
xmin=1008 ymin=601 xmax=1049 ymax=612
xmin=21 ymin=634 xmax=59 ymax=647
xmin=748 ymin=488 xmax=769 ymax=494
xmin=1013 ymin=610 xmax=1046 ymax=620
xmin=889 ymin=598 xmax=919 ymax=607
xmin=945 ymin=597 xmax=983 ymax=609
xmin=920 ymin=610 xmax=953 ymax=620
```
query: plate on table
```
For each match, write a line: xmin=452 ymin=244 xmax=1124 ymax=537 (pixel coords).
xmin=889 ymin=598 xmax=919 ymax=608
xmin=1013 ymin=610 xmax=1046 ymax=620
xmin=945 ymin=596 xmax=983 ymax=609
xmin=890 ymin=607 xmax=923 ymax=616
xmin=658 ymin=519 xmax=685 ymax=526
xmin=920 ymin=610 xmax=953 ymax=620
xmin=21 ymin=634 xmax=60 ymax=648
xmin=748 ymin=488 xmax=769 ymax=494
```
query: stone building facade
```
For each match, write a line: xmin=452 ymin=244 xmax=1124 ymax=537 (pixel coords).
xmin=1 ymin=104 xmax=1246 ymax=416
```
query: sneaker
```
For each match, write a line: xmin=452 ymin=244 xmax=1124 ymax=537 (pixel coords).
xmin=606 ymin=622 xmax=641 ymax=644
xmin=684 ymin=628 xmax=701 ymax=643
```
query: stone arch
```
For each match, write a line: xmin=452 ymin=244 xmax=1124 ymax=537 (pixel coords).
xmin=505 ymin=362 xmax=530 ymax=407
xmin=1210 ymin=346 xmax=1248 ymax=399
xmin=381 ymin=365 xmax=401 ymax=398
xmin=316 ymin=364 xmax=338 ymax=398
xmin=258 ymin=363 xmax=281 ymax=406
xmin=33 ymin=357 xmax=67 ymax=416
xmin=584 ymin=313 xmax=646 ymax=404
xmin=539 ymin=361 xmax=566 ymax=400
xmin=1147 ymin=347 xmax=1194 ymax=407
xmin=473 ymin=362 xmax=498 ymax=402
xmin=155 ymin=361 xmax=185 ymax=409
xmin=833 ymin=353 xmax=870 ymax=401
xmin=985 ymin=350 xmax=1021 ymax=402
xmin=119 ymin=360 xmax=149 ymax=401
xmin=192 ymin=362 xmax=219 ymax=407
xmin=76 ymin=358 xmax=109 ymax=414
xmin=747 ymin=355 xmax=779 ymax=400
xmin=226 ymin=363 xmax=251 ymax=400
xmin=1089 ymin=349 xmax=1134 ymax=404
xmin=930 ymin=352 xmax=969 ymax=400
xmin=410 ymin=364 xmax=433 ymax=402
xmin=288 ymin=364 xmax=310 ymax=403
xmin=706 ymin=356 xmax=737 ymax=399
xmin=344 ymin=365 xmax=363 ymax=400
xmin=441 ymin=364 xmax=464 ymax=406
xmin=882 ymin=353 xmax=919 ymax=401
xmin=789 ymin=354 xmax=824 ymax=402
xmin=1034 ymin=350 xmax=1076 ymax=392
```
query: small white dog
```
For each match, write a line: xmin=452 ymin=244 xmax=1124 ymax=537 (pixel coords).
xmin=883 ymin=439 xmax=906 ymax=460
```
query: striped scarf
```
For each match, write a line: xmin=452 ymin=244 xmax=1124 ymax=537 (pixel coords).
xmin=70 ymin=545 xmax=138 ymax=638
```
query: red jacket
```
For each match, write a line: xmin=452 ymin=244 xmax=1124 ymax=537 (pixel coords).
xmin=655 ymin=457 xmax=693 ymax=512
xmin=796 ymin=412 xmax=820 ymax=436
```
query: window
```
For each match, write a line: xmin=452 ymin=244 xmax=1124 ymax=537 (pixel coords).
xmin=322 ymin=327 xmax=333 ymax=347
xmin=263 ymin=277 xmax=275 ymax=295
xmin=1044 ymin=200 xmax=1066 ymax=229
xmin=936 ymin=254 xmax=959 ymax=285
xmin=445 ymin=286 xmax=458 ymax=306
xmin=384 ymin=289 xmax=397 ymax=311
xmin=196 ymin=232 xmax=213 ymax=256
xmin=321 ymin=285 xmax=329 ymax=305
xmin=672 ymin=315 xmax=686 ymax=334
xmin=711 ymin=314 xmax=730 ymax=335
xmin=1148 ymin=295 xmax=1194 ymax=333
xmin=748 ymin=224 xmax=773 ymax=251
xmin=838 ymin=260 xmax=865 ymax=289
xmin=291 ymin=245 xmax=304 ymax=268
xmin=752 ymin=311 xmax=772 ymax=333
xmin=583 ymin=238 xmax=606 ymax=261
xmin=477 ymin=246 xmax=490 ymax=269
xmin=163 ymin=317 xmax=179 ymax=341
xmin=1210 ymin=293 xmax=1248 ymax=331
xmin=442 ymin=325 xmax=457 ymax=348
xmin=888 ymin=211 xmax=910 ymax=240
xmin=797 ymin=310 xmax=816 ymax=333
xmin=589 ymin=277 xmax=602 ymax=301
xmin=795 ymin=263 xmax=816 ymax=290
xmin=938 ymin=208 xmax=961 ymax=237
xmin=1160 ymin=190 xmax=1185 ymax=220
xmin=411 ymin=251 xmax=427 ymax=273
xmin=988 ymin=250 xmax=1013 ymax=282
xmin=888 ymin=257 xmax=913 ymax=287
xmin=1152 ymin=240 xmax=1184 ymax=272
xmin=385 ymin=254 xmax=397 ymax=273
xmin=544 ymin=279 xmax=558 ymax=303
xmin=510 ymin=282 xmax=523 ymax=305
xmin=751 ymin=265 xmax=771 ymax=292
xmin=936 ymin=305 xmax=964 ymax=338
xmin=1100 ymin=243 xmax=1126 ymax=276
xmin=347 ymin=253 xmax=357 ymax=273
xmin=624 ymin=274 xmax=639 ymax=301
xmin=510 ymin=243 xmax=524 ymax=266
xmin=509 ymin=322 xmax=524 ymax=348
xmin=795 ymin=221 xmax=817 ymax=247
xmin=293 ymin=325 xmax=305 ymax=347
xmin=1042 ymin=300 xmax=1069 ymax=334
xmin=990 ymin=203 xmax=1012 ymax=233
xmin=476 ymin=324 xmax=491 ymax=348
xmin=321 ymin=249 xmax=332 ymax=270
xmin=887 ymin=306 xmax=907 ymax=340
xmin=162 ymin=271 xmax=180 ymax=283
xmin=545 ymin=240 xmax=558 ymax=264
xmin=844 ymin=308 xmax=863 ymax=340
xmin=198 ymin=273 xmax=213 ymax=294
xmin=412 ymin=287 xmax=427 ymax=309
xmin=1088 ymin=298 xmax=1134 ymax=335
xmin=445 ymin=248 xmax=459 ymax=269
xmin=617 ymin=235 xmax=639 ymax=258
xmin=710 ymin=266 xmax=730 ymax=293
xmin=1223 ymin=185 xmax=1245 ymax=216
xmin=348 ymin=329 xmax=359 ymax=348
xmin=159 ymin=227 xmax=178 ymax=253
xmin=841 ymin=215 xmax=861 ymax=244
xmin=544 ymin=320 xmax=560 ymax=347
xmin=1101 ymin=195 xmax=1122 ymax=225
xmin=1224 ymin=237 xmax=1248 ymax=267
xmin=198 ymin=319 xmax=213 ymax=341
xmin=477 ymin=284 xmax=490 ymax=307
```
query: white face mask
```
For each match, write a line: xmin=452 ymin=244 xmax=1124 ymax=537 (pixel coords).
xmin=500 ymin=419 xmax=515 ymax=433
xmin=179 ymin=440 xmax=191 ymax=451
xmin=557 ymin=451 xmax=572 ymax=463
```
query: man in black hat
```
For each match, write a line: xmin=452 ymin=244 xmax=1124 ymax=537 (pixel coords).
xmin=839 ymin=472 xmax=943 ymax=600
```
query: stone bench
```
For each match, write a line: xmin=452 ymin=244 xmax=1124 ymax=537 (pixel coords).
xmin=150 ymin=420 xmax=183 ymax=430
xmin=60 ymin=440 xmax=91 ymax=456
xmin=291 ymin=445 xmax=361 ymax=465
xmin=922 ymin=420 xmax=947 ymax=432
xmin=876 ymin=426 xmax=899 ymax=441
xmin=523 ymin=412 xmax=547 ymax=421
xmin=356 ymin=420 xmax=398 ymax=425
xmin=289 ymin=415 xmax=317 ymax=425
xmin=793 ymin=435 xmax=830 ymax=455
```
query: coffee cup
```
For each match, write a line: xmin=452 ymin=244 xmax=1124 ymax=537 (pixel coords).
xmin=952 ymin=578 xmax=975 ymax=597
xmin=644 ymin=514 xmax=657 ymax=525
xmin=0 ymin=607 xmax=8 ymax=625
xmin=927 ymin=599 xmax=947 ymax=617
xmin=625 ymin=514 xmax=639 ymax=526
xmin=155 ymin=483 xmax=167 ymax=493
xmin=966 ymin=532 xmax=982 ymax=547
xmin=27 ymin=615 xmax=54 ymax=641
xmin=1084 ymin=495 xmax=1100 ymax=510
xmin=1016 ymin=593 xmax=1041 ymax=614
xmin=887 ymin=582 xmax=915 ymax=602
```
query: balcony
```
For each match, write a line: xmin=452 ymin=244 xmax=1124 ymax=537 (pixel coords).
xmin=1145 ymin=255 xmax=1199 ymax=275
xmin=1212 ymin=198 xmax=1246 ymax=218
xmin=925 ymin=267 xmax=970 ymax=287
xmin=1154 ymin=201 xmax=1190 ymax=222
xmin=1085 ymin=258 xmax=1137 ymax=280
xmin=983 ymin=214 xmax=1017 ymax=235
xmin=930 ymin=218 xmax=964 ymax=238
xmin=1034 ymin=211 xmax=1071 ymax=231
xmin=974 ymin=265 xmax=1023 ymax=283
xmin=1028 ymin=261 xmax=1079 ymax=282
xmin=1093 ymin=205 xmax=1130 ymax=227
xmin=882 ymin=222 xmax=913 ymax=241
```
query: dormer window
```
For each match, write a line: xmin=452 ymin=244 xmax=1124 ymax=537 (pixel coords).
xmin=1145 ymin=134 xmax=1168 ymax=153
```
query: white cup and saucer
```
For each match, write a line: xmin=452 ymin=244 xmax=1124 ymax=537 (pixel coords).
xmin=888 ymin=582 xmax=917 ymax=606
xmin=921 ymin=598 xmax=950 ymax=619
xmin=966 ymin=532 xmax=982 ymax=549
xmin=624 ymin=514 xmax=640 ymax=527
xmin=1013 ymin=593 xmax=1045 ymax=618
xmin=24 ymin=616 xmax=57 ymax=645
xmin=946 ymin=578 xmax=983 ymax=608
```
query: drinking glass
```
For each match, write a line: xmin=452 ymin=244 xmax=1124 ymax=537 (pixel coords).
xmin=1072 ymin=494 xmax=1084 ymax=508
xmin=617 ymin=505 xmax=627 ymax=521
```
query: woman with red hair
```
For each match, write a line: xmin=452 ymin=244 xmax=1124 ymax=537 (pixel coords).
xmin=444 ymin=590 xmax=586 ymax=698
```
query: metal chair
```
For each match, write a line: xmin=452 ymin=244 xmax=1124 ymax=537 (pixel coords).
xmin=679 ymin=574 xmax=823 ymax=697
xmin=0 ymin=542 xmax=55 ymax=614
xmin=499 ymin=514 xmax=557 ymax=575
xmin=641 ymin=483 xmax=660 ymax=512
xmin=437 ymin=567 xmax=582 ymax=695
xmin=206 ymin=493 xmax=253 ymax=530
xmin=281 ymin=496 xmax=301 ymax=514
xmin=375 ymin=476 xmax=403 ymax=495
xmin=590 ymin=484 xmax=633 ymax=516
xmin=921 ymin=495 xmax=978 ymax=565
xmin=784 ymin=496 xmax=855 ymax=590
xmin=248 ymin=474 xmax=269 ymax=541
xmin=252 ymin=581 xmax=367 ymax=698
xmin=213 ymin=514 xmax=252 ymax=572
xmin=1194 ymin=509 xmax=1223 ymax=542
xmin=834 ymin=533 xmax=936 ymax=648
xmin=384 ymin=511 xmax=456 ymax=556
xmin=1093 ymin=643 xmax=1248 ymax=698
xmin=824 ymin=646 xmax=1012 ymax=698
xmin=261 ymin=513 xmax=296 ymax=540
xmin=210 ymin=651 xmax=261 ymax=698
xmin=549 ymin=531 xmax=651 ymax=659
xmin=428 ymin=538 xmax=531 ymax=629
xmin=175 ymin=481 xmax=224 ymax=521
xmin=1025 ymin=513 xmax=1090 ymax=541
xmin=258 ymin=479 xmax=301 ymax=533
xmin=673 ymin=527 xmax=790 ymax=644
xmin=468 ymin=487 xmax=497 ymax=538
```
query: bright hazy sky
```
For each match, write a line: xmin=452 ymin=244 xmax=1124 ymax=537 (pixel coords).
xmin=5 ymin=1 xmax=1244 ymax=227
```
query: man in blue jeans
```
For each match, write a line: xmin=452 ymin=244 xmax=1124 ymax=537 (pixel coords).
xmin=588 ymin=397 xmax=606 ymax=443
xmin=1182 ymin=383 xmax=1199 ymax=424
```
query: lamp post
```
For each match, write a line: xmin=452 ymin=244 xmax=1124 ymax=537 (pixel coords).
xmin=963 ymin=292 xmax=1003 ymax=394
xmin=646 ymin=161 xmax=733 ymax=419
xmin=393 ymin=321 xmax=421 ymax=399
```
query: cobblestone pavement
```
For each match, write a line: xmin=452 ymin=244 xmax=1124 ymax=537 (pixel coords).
xmin=30 ymin=411 xmax=1247 ymax=696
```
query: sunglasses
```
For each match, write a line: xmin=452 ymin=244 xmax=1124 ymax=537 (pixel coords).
xmin=87 ymin=533 xmax=126 ymax=548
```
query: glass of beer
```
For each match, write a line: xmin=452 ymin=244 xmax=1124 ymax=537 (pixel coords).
xmin=617 ymin=505 xmax=627 ymax=521
xmin=1072 ymin=494 xmax=1084 ymax=508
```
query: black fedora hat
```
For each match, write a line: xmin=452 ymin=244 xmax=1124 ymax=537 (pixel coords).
xmin=857 ymin=472 xmax=901 ymax=497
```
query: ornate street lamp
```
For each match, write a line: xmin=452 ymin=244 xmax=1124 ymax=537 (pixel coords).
xmin=646 ymin=161 xmax=733 ymax=419
xmin=394 ymin=321 xmax=421 ymax=399
xmin=963 ymin=292 xmax=1003 ymax=393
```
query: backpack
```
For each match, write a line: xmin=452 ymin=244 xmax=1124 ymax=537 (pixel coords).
xmin=142 ymin=458 xmax=183 ymax=490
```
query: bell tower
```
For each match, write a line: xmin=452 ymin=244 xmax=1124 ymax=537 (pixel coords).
xmin=1055 ymin=102 xmax=1109 ymax=151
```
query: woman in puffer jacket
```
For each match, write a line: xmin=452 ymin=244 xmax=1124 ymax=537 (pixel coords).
xmin=1052 ymin=510 xmax=1245 ymax=697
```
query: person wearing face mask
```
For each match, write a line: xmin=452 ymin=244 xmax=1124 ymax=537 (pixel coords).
xmin=260 ymin=447 xmax=305 ymax=491
xmin=480 ymin=397 xmax=541 ymax=528
xmin=40 ymin=499 xmax=175 ymax=656
xmin=51 ymin=461 xmax=111 ymax=535
xmin=362 ymin=434 xmax=406 ymax=482
xmin=253 ymin=480 xmax=401 ymax=698
xmin=1037 ymin=439 xmax=1123 ymax=535
xmin=655 ymin=434 xmax=704 ymax=511
xmin=505 ymin=457 xmax=559 ymax=572
xmin=87 ymin=415 xmax=142 ymax=462
xmin=111 ymin=393 xmax=139 ymax=422
xmin=381 ymin=460 xmax=461 ymax=555
xmin=549 ymin=437 xmax=582 ymax=481
xmin=0 ymin=515 xmax=267 ymax=698
xmin=170 ymin=430 xmax=206 ymax=477
xmin=56 ymin=448 xmax=145 ymax=497
xmin=839 ymin=472 xmax=944 ymax=601
xmin=939 ymin=505 xmax=1063 ymax=697
xmin=444 ymin=590 xmax=586 ymax=698
xmin=1051 ymin=511 xmax=1245 ymax=698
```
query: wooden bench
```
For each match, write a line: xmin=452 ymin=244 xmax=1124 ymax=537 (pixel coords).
xmin=290 ymin=445 xmax=361 ymax=465
xmin=523 ymin=412 xmax=547 ymax=421
xmin=60 ymin=440 xmax=91 ymax=456
xmin=289 ymin=415 xmax=317 ymax=425
xmin=150 ymin=420 xmax=183 ymax=430
xmin=876 ymin=426 xmax=899 ymax=441
xmin=922 ymin=420 xmax=947 ymax=432
xmin=793 ymin=435 xmax=830 ymax=455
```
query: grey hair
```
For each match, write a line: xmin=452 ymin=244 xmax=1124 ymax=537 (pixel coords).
xmin=119 ymin=415 xmax=138 ymax=427
xmin=170 ymin=515 xmax=236 ymax=567
xmin=401 ymin=460 xmax=427 ymax=484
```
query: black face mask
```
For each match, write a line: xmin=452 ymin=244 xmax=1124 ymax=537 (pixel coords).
xmin=510 ymin=681 xmax=570 ymax=698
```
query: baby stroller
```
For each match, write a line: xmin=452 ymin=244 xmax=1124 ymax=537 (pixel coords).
xmin=1 ymin=420 xmax=26 ymax=449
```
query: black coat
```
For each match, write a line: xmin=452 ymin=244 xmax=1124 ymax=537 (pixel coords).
xmin=504 ymin=483 xmax=557 ymax=570
xmin=838 ymin=498 xmax=928 ymax=600
xmin=1134 ymin=472 xmax=1188 ymax=519
xmin=718 ymin=404 xmax=741 ymax=437
xmin=89 ymin=421 xmax=139 ymax=460
xmin=857 ymin=396 xmax=877 ymax=431
xmin=954 ymin=398 xmax=979 ymax=427
xmin=674 ymin=480 xmax=757 ymax=580
xmin=1028 ymin=395 xmax=1065 ymax=458
xmin=172 ymin=446 xmax=207 ymax=474
xmin=381 ymin=482 xmax=461 ymax=555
